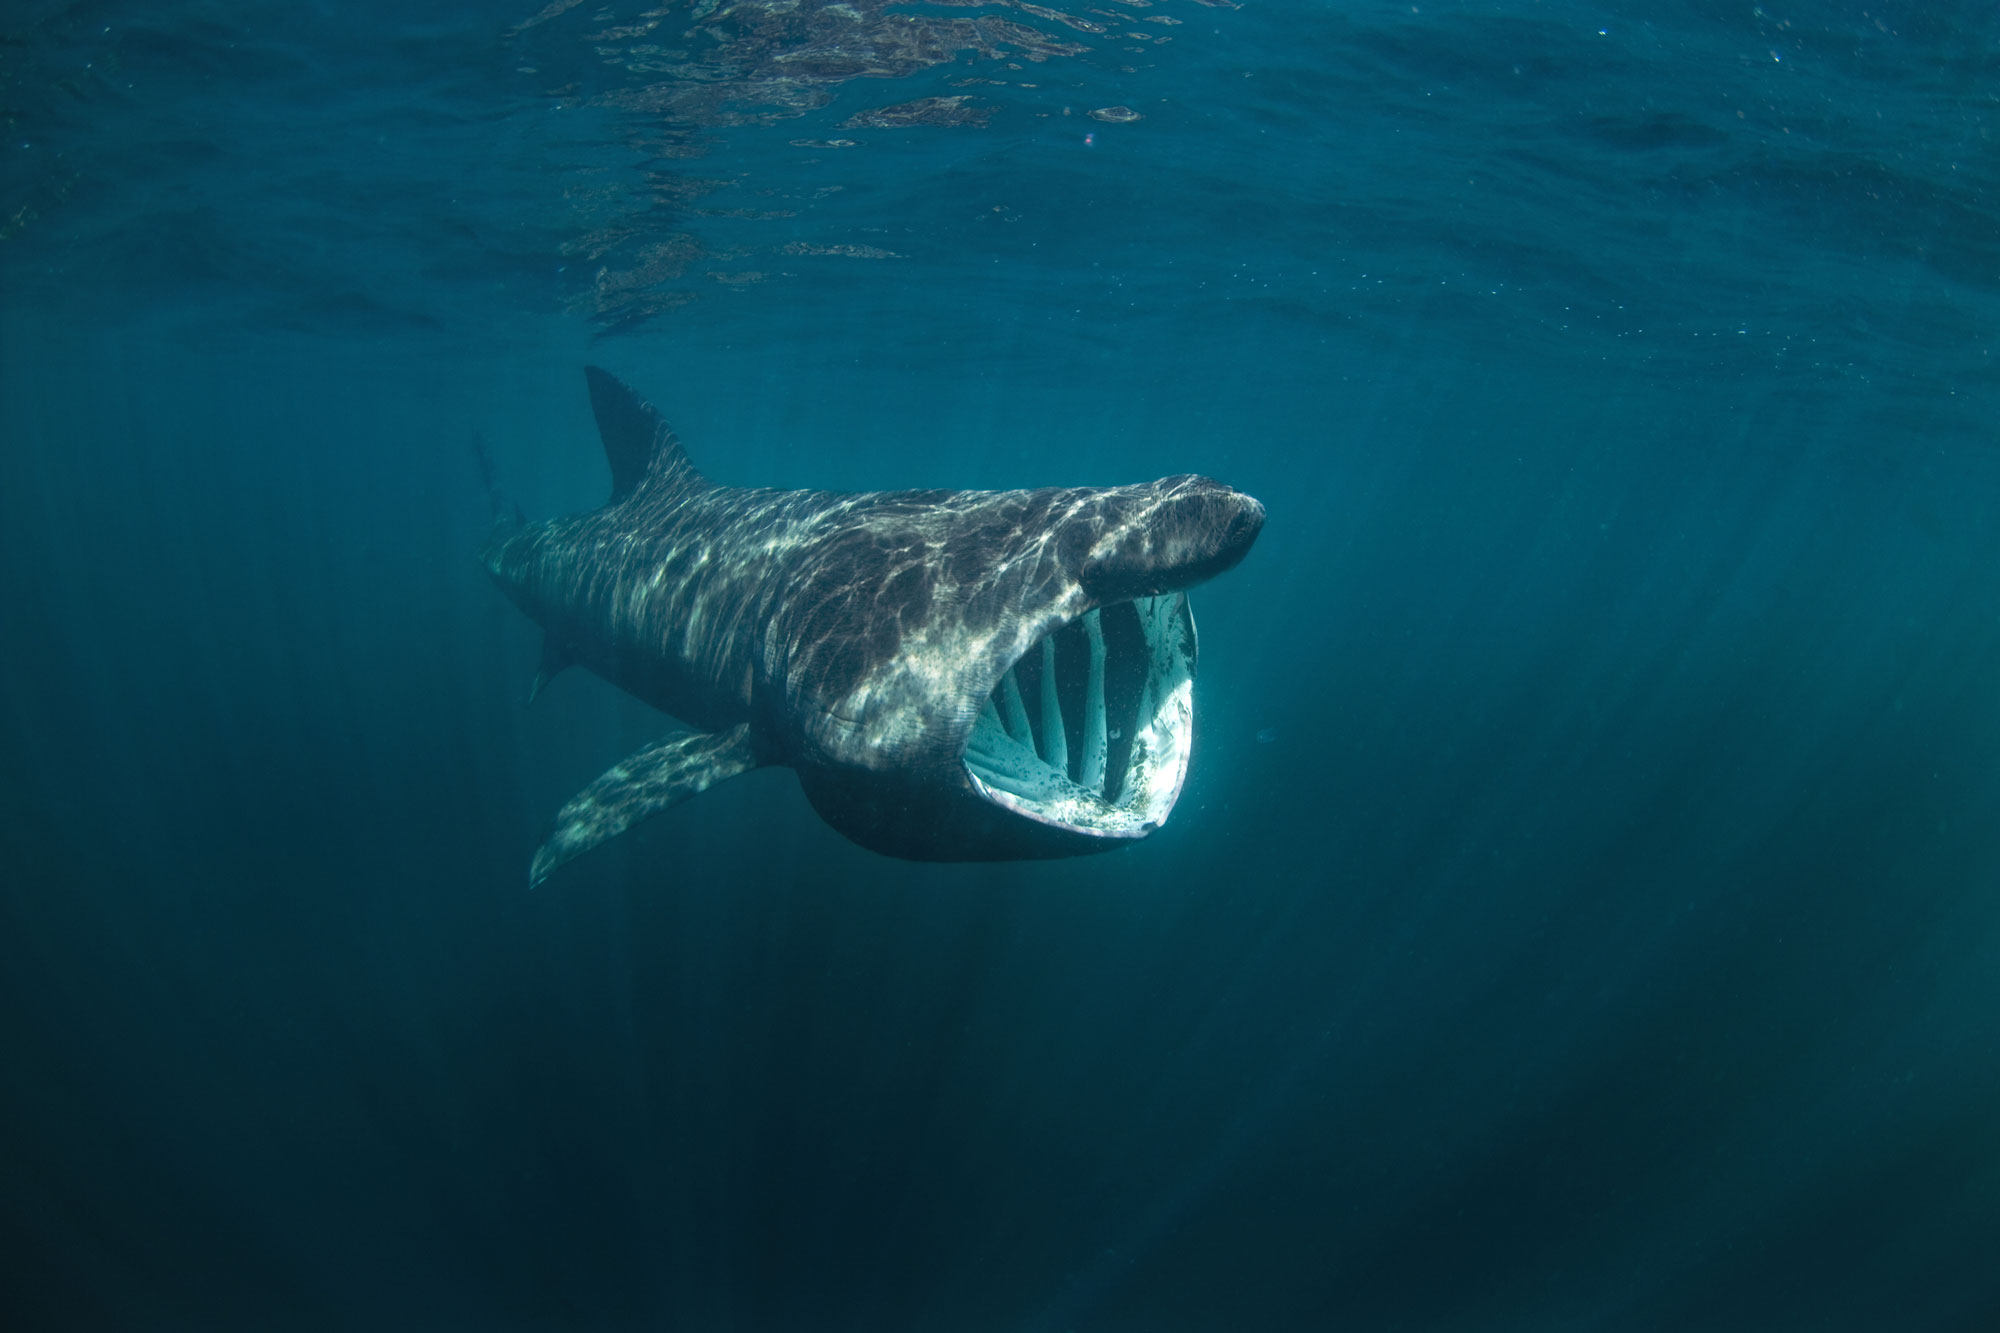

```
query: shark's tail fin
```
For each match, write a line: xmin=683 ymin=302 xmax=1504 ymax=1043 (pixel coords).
xmin=472 ymin=431 xmax=526 ymax=535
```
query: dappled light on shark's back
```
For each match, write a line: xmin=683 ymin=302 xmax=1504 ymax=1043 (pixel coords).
xmin=483 ymin=368 xmax=1264 ymax=882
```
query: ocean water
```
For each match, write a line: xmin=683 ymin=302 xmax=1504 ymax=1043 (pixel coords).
xmin=3 ymin=1 xmax=1998 ymax=1328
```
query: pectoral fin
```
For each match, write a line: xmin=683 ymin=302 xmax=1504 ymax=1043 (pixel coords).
xmin=530 ymin=723 xmax=762 ymax=886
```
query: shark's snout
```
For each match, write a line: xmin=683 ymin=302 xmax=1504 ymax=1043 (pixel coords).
xmin=1079 ymin=475 xmax=1266 ymax=605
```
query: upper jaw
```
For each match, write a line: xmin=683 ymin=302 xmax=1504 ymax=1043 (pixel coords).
xmin=1077 ymin=476 xmax=1266 ymax=605
xmin=962 ymin=591 xmax=1197 ymax=839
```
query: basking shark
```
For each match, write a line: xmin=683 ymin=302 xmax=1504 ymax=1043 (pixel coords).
xmin=485 ymin=368 xmax=1264 ymax=884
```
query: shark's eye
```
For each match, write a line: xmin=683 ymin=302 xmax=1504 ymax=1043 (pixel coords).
xmin=963 ymin=593 xmax=1196 ymax=838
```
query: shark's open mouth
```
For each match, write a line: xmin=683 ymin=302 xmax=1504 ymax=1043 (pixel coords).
xmin=963 ymin=593 xmax=1197 ymax=838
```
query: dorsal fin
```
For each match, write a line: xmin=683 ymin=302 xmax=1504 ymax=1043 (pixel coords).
xmin=584 ymin=365 xmax=704 ymax=503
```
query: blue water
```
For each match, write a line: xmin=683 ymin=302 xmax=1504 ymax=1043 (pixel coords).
xmin=3 ymin=1 xmax=1998 ymax=1327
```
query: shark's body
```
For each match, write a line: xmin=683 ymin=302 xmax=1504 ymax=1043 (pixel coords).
xmin=485 ymin=368 xmax=1264 ymax=884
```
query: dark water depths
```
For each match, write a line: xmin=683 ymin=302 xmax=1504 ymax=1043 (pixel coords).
xmin=3 ymin=2 xmax=1998 ymax=1328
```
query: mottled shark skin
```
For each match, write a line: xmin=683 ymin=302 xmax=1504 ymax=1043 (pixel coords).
xmin=485 ymin=368 xmax=1264 ymax=884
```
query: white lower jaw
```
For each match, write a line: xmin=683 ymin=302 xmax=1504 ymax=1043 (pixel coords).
xmin=963 ymin=593 xmax=1195 ymax=838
